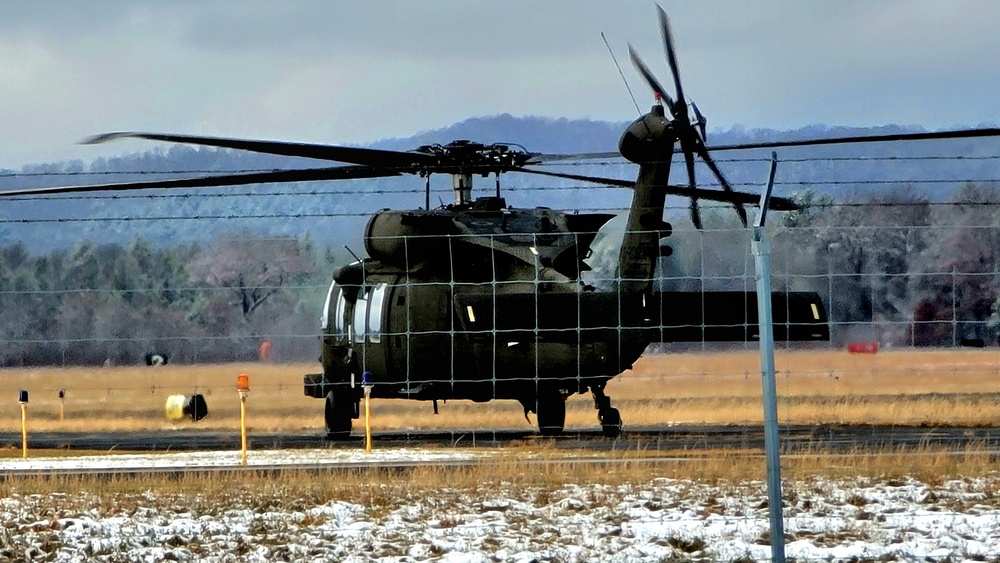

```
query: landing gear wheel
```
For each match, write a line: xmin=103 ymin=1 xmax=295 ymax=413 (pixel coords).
xmin=591 ymin=383 xmax=622 ymax=438
xmin=599 ymin=407 xmax=622 ymax=438
xmin=535 ymin=393 xmax=566 ymax=436
xmin=324 ymin=390 xmax=353 ymax=440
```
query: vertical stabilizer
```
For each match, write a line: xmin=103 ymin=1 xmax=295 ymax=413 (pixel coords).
xmin=616 ymin=105 xmax=675 ymax=294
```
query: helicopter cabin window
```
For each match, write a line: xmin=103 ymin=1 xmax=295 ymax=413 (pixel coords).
xmin=353 ymin=290 xmax=368 ymax=344
xmin=368 ymin=283 xmax=387 ymax=343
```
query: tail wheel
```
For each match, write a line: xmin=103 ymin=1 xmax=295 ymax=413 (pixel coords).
xmin=535 ymin=392 xmax=566 ymax=436
xmin=600 ymin=407 xmax=622 ymax=438
xmin=324 ymin=390 xmax=353 ymax=440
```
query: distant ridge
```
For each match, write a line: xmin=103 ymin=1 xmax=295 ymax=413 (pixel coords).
xmin=2 ymin=113 xmax=975 ymax=174
xmin=3 ymin=113 xmax=999 ymax=252
xmin=371 ymin=114 xmax=626 ymax=154
xmin=370 ymin=115 xmax=941 ymax=155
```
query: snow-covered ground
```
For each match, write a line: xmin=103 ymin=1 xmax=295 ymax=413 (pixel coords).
xmin=0 ymin=447 xmax=493 ymax=472
xmin=2 ymin=449 xmax=1000 ymax=561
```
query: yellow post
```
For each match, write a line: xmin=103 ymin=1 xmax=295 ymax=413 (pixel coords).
xmin=364 ymin=391 xmax=372 ymax=453
xmin=20 ymin=403 xmax=28 ymax=459
xmin=59 ymin=389 xmax=65 ymax=423
xmin=18 ymin=389 xmax=28 ymax=459
xmin=237 ymin=374 xmax=250 ymax=466
xmin=362 ymin=372 xmax=373 ymax=453
xmin=240 ymin=395 xmax=248 ymax=465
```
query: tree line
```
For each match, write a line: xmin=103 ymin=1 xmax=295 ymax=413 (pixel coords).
xmin=776 ymin=184 xmax=1000 ymax=347
xmin=0 ymin=231 xmax=338 ymax=366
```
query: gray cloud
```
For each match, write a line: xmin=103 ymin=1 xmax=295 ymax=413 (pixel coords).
xmin=2 ymin=1 xmax=999 ymax=168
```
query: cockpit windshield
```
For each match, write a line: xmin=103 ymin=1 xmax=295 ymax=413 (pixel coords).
xmin=322 ymin=280 xmax=349 ymax=341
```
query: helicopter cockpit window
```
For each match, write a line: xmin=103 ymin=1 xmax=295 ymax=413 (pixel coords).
xmin=334 ymin=288 xmax=347 ymax=338
xmin=321 ymin=280 xmax=349 ymax=341
xmin=368 ymin=283 xmax=387 ymax=343
xmin=320 ymin=280 xmax=336 ymax=330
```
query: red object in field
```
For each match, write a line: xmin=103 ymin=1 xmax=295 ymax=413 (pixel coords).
xmin=847 ymin=341 xmax=879 ymax=354
xmin=259 ymin=340 xmax=272 ymax=362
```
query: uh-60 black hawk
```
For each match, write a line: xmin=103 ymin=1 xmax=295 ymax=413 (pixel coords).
xmin=7 ymin=6 xmax=1000 ymax=438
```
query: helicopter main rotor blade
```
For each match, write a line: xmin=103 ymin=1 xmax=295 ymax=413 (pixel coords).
xmin=0 ymin=165 xmax=399 ymax=197
xmin=83 ymin=132 xmax=438 ymax=168
xmin=703 ymin=127 xmax=1000 ymax=152
xmin=514 ymin=166 xmax=634 ymax=188
xmin=514 ymin=167 xmax=797 ymax=210
xmin=526 ymin=151 xmax=623 ymax=163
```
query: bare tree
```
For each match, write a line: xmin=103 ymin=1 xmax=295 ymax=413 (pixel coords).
xmin=917 ymin=184 xmax=1000 ymax=345
xmin=187 ymin=231 xmax=312 ymax=327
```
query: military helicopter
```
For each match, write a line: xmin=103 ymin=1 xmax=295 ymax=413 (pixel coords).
xmin=5 ymin=6 xmax=1000 ymax=438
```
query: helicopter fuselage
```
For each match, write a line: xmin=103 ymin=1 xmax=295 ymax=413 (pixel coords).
xmin=304 ymin=197 xmax=645 ymax=407
xmin=303 ymin=105 xmax=828 ymax=437
xmin=309 ymin=266 xmax=651 ymax=404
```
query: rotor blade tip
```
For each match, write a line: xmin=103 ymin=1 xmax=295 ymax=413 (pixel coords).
xmin=80 ymin=132 xmax=129 ymax=145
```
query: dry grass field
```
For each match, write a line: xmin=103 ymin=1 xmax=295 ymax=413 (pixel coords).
xmin=2 ymin=348 xmax=1000 ymax=435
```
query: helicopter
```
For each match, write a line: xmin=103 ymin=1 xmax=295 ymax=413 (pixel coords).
xmin=5 ymin=6 xmax=1000 ymax=438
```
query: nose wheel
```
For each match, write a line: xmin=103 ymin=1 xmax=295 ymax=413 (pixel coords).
xmin=324 ymin=389 xmax=356 ymax=440
xmin=592 ymin=384 xmax=622 ymax=438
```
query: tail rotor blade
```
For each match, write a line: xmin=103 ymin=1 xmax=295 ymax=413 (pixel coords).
xmin=657 ymin=5 xmax=688 ymax=119
xmin=678 ymin=131 xmax=711 ymax=229
xmin=689 ymin=198 xmax=703 ymax=230
xmin=628 ymin=45 xmax=676 ymax=115
xmin=694 ymin=138 xmax=748 ymax=226
xmin=680 ymin=135 xmax=697 ymax=190
xmin=691 ymin=101 xmax=707 ymax=141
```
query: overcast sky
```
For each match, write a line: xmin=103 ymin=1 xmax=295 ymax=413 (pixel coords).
xmin=2 ymin=0 xmax=999 ymax=168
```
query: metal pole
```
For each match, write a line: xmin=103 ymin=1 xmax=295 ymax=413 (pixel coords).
xmin=752 ymin=152 xmax=785 ymax=563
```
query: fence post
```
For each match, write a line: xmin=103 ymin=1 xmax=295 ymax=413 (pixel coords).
xmin=752 ymin=152 xmax=785 ymax=563
xmin=952 ymin=265 xmax=958 ymax=347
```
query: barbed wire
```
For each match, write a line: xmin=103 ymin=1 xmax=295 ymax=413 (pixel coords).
xmin=3 ymin=179 xmax=1000 ymax=207
xmin=5 ymin=201 xmax=1000 ymax=224
xmin=3 ymin=267 xmax=997 ymax=296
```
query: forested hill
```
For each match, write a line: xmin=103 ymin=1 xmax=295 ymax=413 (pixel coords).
xmin=1 ymin=114 xmax=999 ymax=253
